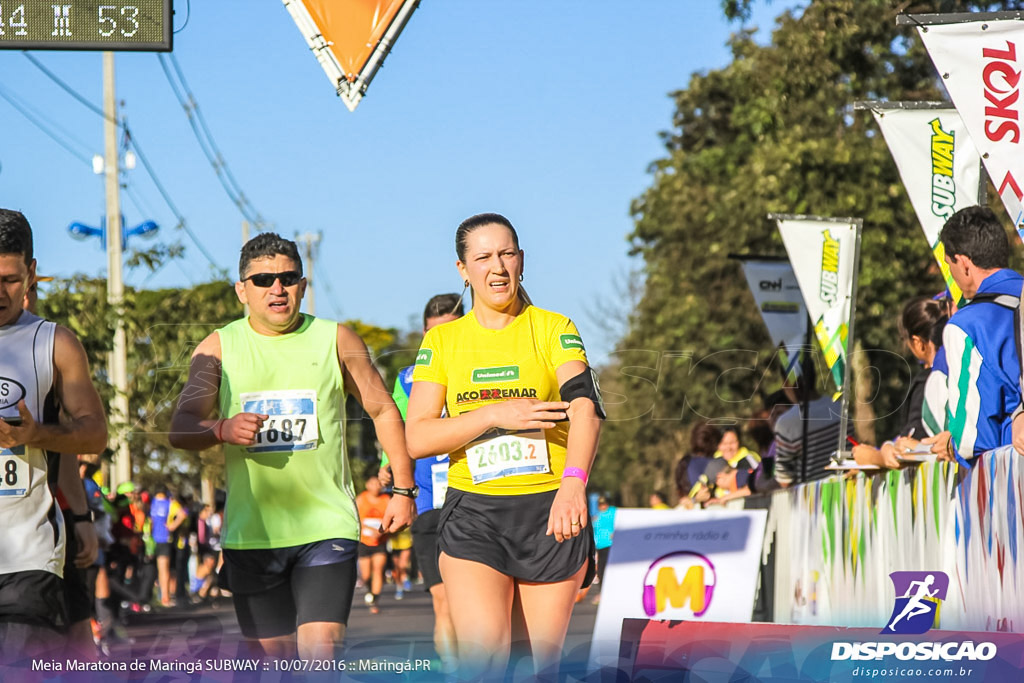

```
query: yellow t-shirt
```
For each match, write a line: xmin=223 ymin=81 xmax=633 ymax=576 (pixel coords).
xmin=412 ymin=305 xmax=588 ymax=495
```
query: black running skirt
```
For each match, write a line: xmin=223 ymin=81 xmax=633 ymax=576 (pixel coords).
xmin=438 ymin=487 xmax=595 ymax=586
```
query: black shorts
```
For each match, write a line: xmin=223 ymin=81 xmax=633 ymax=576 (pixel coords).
xmin=154 ymin=542 xmax=173 ymax=558
xmin=411 ymin=509 xmax=442 ymax=591
xmin=439 ymin=488 xmax=595 ymax=586
xmin=358 ymin=542 xmax=387 ymax=558
xmin=61 ymin=510 xmax=91 ymax=624
xmin=0 ymin=570 xmax=67 ymax=632
xmin=221 ymin=539 xmax=357 ymax=639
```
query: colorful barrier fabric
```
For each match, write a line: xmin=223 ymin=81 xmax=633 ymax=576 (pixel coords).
xmin=764 ymin=447 xmax=1024 ymax=632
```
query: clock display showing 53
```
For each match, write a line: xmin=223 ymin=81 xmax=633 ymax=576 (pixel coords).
xmin=0 ymin=1 xmax=168 ymax=48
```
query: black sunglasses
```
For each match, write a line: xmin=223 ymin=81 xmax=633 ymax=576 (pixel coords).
xmin=244 ymin=271 xmax=302 ymax=288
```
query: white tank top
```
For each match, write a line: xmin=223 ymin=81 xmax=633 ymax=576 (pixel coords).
xmin=0 ymin=311 xmax=65 ymax=577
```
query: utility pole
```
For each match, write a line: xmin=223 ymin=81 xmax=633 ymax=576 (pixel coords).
xmin=104 ymin=52 xmax=131 ymax=489
xmin=242 ymin=220 xmax=250 ymax=316
xmin=296 ymin=231 xmax=322 ymax=315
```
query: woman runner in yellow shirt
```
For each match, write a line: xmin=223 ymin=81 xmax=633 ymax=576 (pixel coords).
xmin=406 ymin=213 xmax=603 ymax=678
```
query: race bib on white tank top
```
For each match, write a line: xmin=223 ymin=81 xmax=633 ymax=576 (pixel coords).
xmin=0 ymin=312 xmax=65 ymax=577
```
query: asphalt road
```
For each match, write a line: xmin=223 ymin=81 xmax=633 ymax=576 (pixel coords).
xmin=96 ymin=581 xmax=603 ymax=682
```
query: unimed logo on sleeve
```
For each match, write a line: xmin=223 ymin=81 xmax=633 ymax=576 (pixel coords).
xmin=559 ymin=334 xmax=585 ymax=351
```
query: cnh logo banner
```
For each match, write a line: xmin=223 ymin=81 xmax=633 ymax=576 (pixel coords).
xmin=882 ymin=571 xmax=949 ymax=635
xmin=641 ymin=551 xmax=716 ymax=618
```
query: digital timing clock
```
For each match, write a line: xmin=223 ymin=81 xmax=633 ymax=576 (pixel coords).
xmin=0 ymin=1 xmax=171 ymax=51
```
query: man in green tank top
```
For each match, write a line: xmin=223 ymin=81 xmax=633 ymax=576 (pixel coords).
xmin=170 ymin=233 xmax=416 ymax=661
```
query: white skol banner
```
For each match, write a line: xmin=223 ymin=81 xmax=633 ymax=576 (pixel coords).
xmin=587 ymin=508 xmax=767 ymax=673
xmin=776 ymin=218 xmax=858 ymax=393
xmin=918 ymin=19 xmax=1024 ymax=236
xmin=738 ymin=259 xmax=807 ymax=381
xmin=872 ymin=107 xmax=982 ymax=303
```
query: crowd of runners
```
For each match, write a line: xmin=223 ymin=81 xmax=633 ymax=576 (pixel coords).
xmin=7 ymin=202 xmax=1017 ymax=679
xmin=0 ymin=209 xmax=605 ymax=680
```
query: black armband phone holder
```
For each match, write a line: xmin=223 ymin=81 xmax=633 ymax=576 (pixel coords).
xmin=559 ymin=367 xmax=606 ymax=420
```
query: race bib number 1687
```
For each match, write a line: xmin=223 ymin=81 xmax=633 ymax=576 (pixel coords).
xmin=240 ymin=390 xmax=319 ymax=454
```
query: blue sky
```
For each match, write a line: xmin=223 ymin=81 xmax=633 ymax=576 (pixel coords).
xmin=0 ymin=1 xmax=785 ymax=363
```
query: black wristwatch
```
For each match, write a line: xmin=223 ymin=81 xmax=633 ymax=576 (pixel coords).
xmin=71 ymin=510 xmax=95 ymax=523
xmin=391 ymin=485 xmax=419 ymax=499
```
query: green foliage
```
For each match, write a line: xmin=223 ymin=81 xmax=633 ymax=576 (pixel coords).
xmin=38 ymin=279 xmax=423 ymax=493
xmin=597 ymin=0 xmax=1022 ymax=505
xmin=39 ymin=277 xmax=241 ymax=492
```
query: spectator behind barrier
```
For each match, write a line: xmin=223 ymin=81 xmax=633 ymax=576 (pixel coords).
xmin=771 ymin=359 xmax=846 ymax=487
xmin=674 ymin=421 xmax=722 ymax=508
xmin=923 ymin=206 xmax=1023 ymax=463
xmin=853 ymin=295 xmax=950 ymax=469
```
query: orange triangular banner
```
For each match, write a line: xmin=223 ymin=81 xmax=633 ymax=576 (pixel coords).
xmin=284 ymin=0 xmax=419 ymax=111
xmin=304 ymin=0 xmax=406 ymax=82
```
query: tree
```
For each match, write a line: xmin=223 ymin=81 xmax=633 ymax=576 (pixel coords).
xmin=40 ymin=277 xmax=417 ymax=493
xmin=39 ymin=277 xmax=241 ymax=492
xmin=596 ymin=0 xmax=1024 ymax=504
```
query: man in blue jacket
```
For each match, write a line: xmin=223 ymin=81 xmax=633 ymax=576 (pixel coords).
xmin=925 ymin=206 xmax=1023 ymax=464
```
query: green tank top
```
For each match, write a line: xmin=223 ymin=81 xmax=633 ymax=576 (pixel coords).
xmin=217 ymin=314 xmax=358 ymax=549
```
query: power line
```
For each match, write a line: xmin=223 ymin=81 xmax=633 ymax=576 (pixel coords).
xmin=173 ymin=0 xmax=191 ymax=33
xmin=313 ymin=259 xmax=343 ymax=320
xmin=23 ymin=52 xmax=111 ymax=122
xmin=126 ymin=130 xmax=223 ymax=272
xmin=23 ymin=52 xmax=226 ymax=276
xmin=123 ymin=180 xmax=160 ymax=223
xmin=0 ymin=85 xmax=94 ymax=166
xmin=158 ymin=53 xmax=272 ymax=231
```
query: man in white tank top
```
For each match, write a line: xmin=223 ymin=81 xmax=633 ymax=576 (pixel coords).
xmin=0 ymin=209 xmax=107 ymax=664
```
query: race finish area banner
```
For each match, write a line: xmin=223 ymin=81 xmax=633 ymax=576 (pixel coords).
xmin=586 ymin=508 xmax=767 ymax=674
xmin=868 ymin=104 xmax=982 ymax=304
xmin=736 ymin=257 xmax=808 ymax=381
xmin=910 ymin=13 xmax=1024 ymax=237
xmin=773 ymin=216 xmax=862 ymax=397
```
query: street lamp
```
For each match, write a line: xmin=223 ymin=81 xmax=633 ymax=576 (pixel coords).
xmin=66 ymin=217 xmax=160 ymax=249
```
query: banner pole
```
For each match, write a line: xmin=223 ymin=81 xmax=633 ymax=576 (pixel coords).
xmin=836 ymin=219 xmax=864 ymax=456
xmin=801 ymin=322 xmax=812 ymax=483
xmin=851 ymin=100 xmax=949 ymax=111
xmin=978 ymin=162 xmax=989 ymax=207
xmin=896 ymin=11 xmax=1024 ymax=25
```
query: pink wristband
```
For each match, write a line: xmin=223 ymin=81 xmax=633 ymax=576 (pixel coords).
xmin=562 ymin=467 xmax=588 ymax=485
xmin=214 ymin=419 xmax=225 ymax=443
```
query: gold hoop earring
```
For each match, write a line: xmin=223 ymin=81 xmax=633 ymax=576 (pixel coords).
xmin=452 ymin=281 xmax=470 ymax=314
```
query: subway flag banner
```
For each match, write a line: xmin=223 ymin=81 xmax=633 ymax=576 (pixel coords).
xmin=586 ymin=508 xmax=767 ymax=673
xmin=737 ymin=259 xmax=808 ymax=381
xmin=871 ymin=108 xmax=981 ymax=304
xmin=917 ymin=18 xmax=1024 ymax=237
xmin=776 ymin=218 xmax=858 ymax=393
xmin=282 ymin=0 xmax=420 ymax=111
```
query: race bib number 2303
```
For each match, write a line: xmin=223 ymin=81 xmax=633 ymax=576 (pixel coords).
xmin=240 ymin=390 xmax=319 ymax=454
xmin=466 ymin=430 xmax=549 ymax=484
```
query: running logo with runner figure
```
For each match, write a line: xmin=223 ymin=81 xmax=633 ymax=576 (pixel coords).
xmin=882 ymin=571 xmax=949 ymax=635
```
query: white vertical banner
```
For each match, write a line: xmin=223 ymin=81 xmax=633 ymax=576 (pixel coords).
xmin=737 ymin=259 xmax=808 ymax=381
xmin=917 ymin=18 xmax=1024 ymax=236
xmin=775 ymin=217 xmax=860 ymax=394
xmin=871 ymin=107 xmax=982 ymax=303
